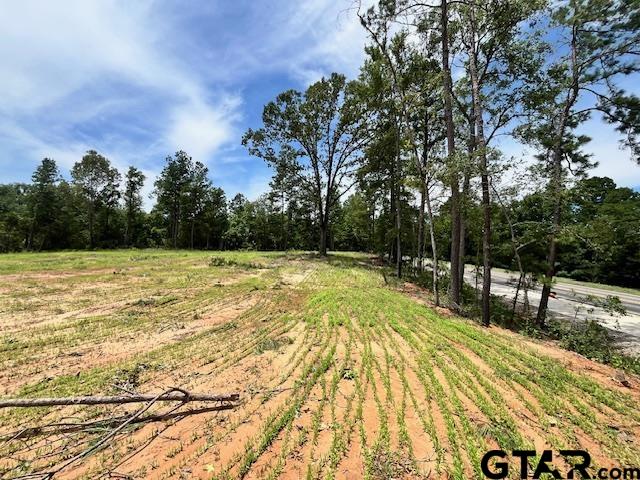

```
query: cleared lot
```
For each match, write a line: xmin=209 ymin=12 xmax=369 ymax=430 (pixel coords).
xmin=1 ymin=251 xmax=639 ymax=479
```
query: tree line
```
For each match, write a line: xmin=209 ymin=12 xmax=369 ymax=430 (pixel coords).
xmin=1 ymin=0 xmax=639 ymax=328
xmin=246 ymin=0 xmax=639 ymax=325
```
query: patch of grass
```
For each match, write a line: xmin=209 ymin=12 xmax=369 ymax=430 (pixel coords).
xmin=110 ymin=362 xmax=154 ymax=392
xmin=555 ymin=276 xmax=640 ymax=296
xmin=2 ymin=250 xmax=640 ymax=478
xmin=255 ymin=335 xmax=294 ymax=354
xmin=208 ymin=254 xmax=275 ymax=270
xmin=131 ymin=295 xmax=178 ymax=307
xmin=368 ymin=444 xmax=419 ymax=480
xmin=132 ymin=297 xmax=157 ymax=307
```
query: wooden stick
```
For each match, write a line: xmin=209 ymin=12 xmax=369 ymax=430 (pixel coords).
xmin=5 ymin=404 xmax=236 ymax=440
xmin=0 ymin=392 xmax=240 ymax=408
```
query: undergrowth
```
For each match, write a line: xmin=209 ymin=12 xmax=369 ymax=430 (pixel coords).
xmin=409 ymin=266 xmax=640 ymax=376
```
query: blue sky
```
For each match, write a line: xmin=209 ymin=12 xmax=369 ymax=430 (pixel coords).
xmin=1 ymin=0 xmax=638 ymax=209
xmin=0 ymin=0 xmax=368 ymax=207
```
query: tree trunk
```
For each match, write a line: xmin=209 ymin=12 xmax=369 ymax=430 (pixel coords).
xmin=281 ymin=192 xmax=287 ymax=251
xmin=38 ymin=234 xmax=46 ymax=252
xmin=536 ymin=22 xmax=579 ymax=327
xmin=370 ymin=202 xmax=376 ymax=253
xmin=190 ymin=219 xmax=195 ymax=249
xmin=389 ymin=162 xmax=397 ymax=264
xmin=425 ymin=180 xmax=439 ymax=306
xmin=88 ymin=203 xmax=95 ymax=249
xmin=536 ymin=149 xmax=563 ymax=326
xmin=27 ymin=220 xmax=35 ymax=251
xmin=493 ymin=185 xmax=527 ymax=323
xmin=174 ymin=204 xmax=180 ymax=249
xmin=512 ymin=273 xmax=523 ymax=321
xmin=460 ymin=105 xmax=475 ymax=290
xmin=319 ymin=222 xmax=328 ymax=256
xmin=418 ymin=182 xmax=426 ymax=273
xmin=124 ymin=210 xmax=131 ymax=247
xmin=480 ymin=171 xmax=492 ymax=328
xmin=0 ymin=392 xmax=240 ymax=408
xmin=395 ymin=119 xmax=403 ymax=279
xmin=459 ymin=172 xmax=470 ymax=289
xmin=467 ymin=7 xmax=492 ymax=327
xmin=441 ymin=0 xmax=461 ymax=308
xmin=170 ymin=211 xmax=176 ymax=249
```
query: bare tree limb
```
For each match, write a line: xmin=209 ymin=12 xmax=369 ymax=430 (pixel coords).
xmin=0 ymin=391 xmax=240 ymax=409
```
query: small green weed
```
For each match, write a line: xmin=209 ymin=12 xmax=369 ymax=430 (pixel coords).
xmin=255 ymin=336 xmax=294 ymax=354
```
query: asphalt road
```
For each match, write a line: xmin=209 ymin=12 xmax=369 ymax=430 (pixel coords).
xmin=466 ymin=267 xmax=640 ymax=354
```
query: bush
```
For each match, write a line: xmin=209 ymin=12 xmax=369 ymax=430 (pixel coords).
xmin=547 ymin=318 xmax=640 ymax=375
xmin=414 ymin=267 xmax=450 ymax=295
xmin=208 ymin=257 xmax=263 ymax=269
xmin=550 ymin=319 xmax=613 ymax=362
xmin=255 ymin=336 xmax=293 ymax=354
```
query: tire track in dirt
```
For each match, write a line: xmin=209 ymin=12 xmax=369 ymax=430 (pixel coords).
xmin=208 ymin=329 xmax=338 ymax=480
xmin=244 ymin=327 xmax=351 ymax=479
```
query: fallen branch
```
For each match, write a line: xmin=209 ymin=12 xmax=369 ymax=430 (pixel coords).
xmin=0 ymin=391 xmax=240 ymax=408
xmin=6 ymin=387 xmax=239 ymax=479
xmin=3 ymin=404 xmax=236 ymax=440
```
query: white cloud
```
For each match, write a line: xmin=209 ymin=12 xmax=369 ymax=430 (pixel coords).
xmin=167 ymin=96 xmax=242 ymax=163
xmin=292 ymin=10 xmax=369 ymax=85
xmin=5 ymin=0 xmax=635 ymax=206
xmin=209 ymin=0 xmax=370 ymax=87
xmin=0 ymin=0 xmax=239 ymax=182
xmin=582 ymin=125 xmax=640 ymax=187
xmin=1 ymin=1 xmax=155 ymax=112
xmin=0 ymin=0 xmax=375 ymax=208
xmin=285 ymin=2 xmax=370 ymax=85
xmin=495 ymin=117 xmax=640 ymax=190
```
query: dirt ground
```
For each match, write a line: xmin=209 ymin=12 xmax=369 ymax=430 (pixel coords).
xmin=1 ymin=251 xmax=639 ymax=480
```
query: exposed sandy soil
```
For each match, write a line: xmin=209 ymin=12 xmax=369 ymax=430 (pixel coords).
xmin=1 ymin=253 xmax=639 ymax=480
xmin=44 ymin=320 xmax=638 ymax=479
xmin=0 ymin=295 xmax=260 ymax=395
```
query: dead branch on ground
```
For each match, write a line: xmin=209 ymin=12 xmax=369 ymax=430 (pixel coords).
xmin=1 ymin=387 xmax=240 ymax=479
xmin=0 ymin=390 xmax=239 ymax=408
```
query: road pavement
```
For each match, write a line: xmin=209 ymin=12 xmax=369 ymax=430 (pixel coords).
xmin=466 ymin=266 xmax=640 ymax=354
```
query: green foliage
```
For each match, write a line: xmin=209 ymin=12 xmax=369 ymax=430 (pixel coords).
xmin=153 ymin=151 xmax=223 ymax=249
xmin=243 ymin=73 xmax=368 ymax=255
xmin=208 ymin=256 xmax=262 ymax=269
xmin=254 ymin=336 xmax=294 ymax=354
xmin=546 ymin=319 xmax=640 ymax=375
xmin=71 ymin=150 xmax=122 ymax=248
xmin=559 ymin=177 xmax=640 ymax=287
xmin=0 ymin=184 xmax=30 ymax=252
xmin=332 ymin=192 xmax=374 ymax=252
xmin=488 ymin=177 xmax=640 ymax=288
xmin=27 ymin=158 xmax=60 ymax=250
xmin=123 ymin=166 xmax=145 ymax=247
